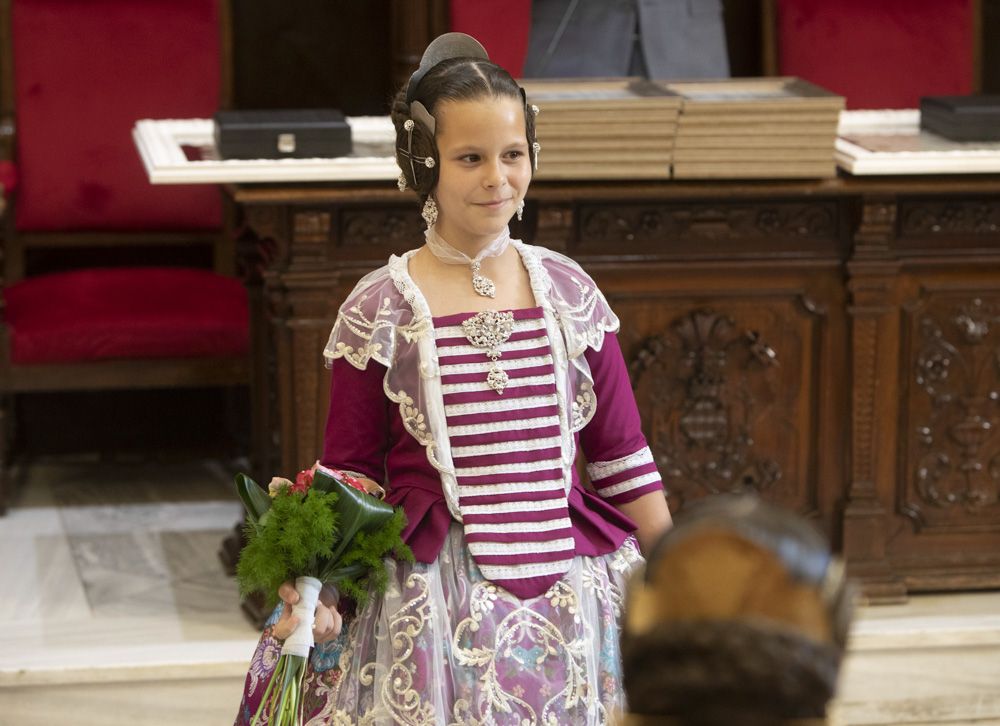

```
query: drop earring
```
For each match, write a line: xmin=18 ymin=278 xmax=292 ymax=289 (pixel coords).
xmin=516 ymin=199 xmax=524 ymax=222
xmin=421 ymin=197 xmax=439 ymax=228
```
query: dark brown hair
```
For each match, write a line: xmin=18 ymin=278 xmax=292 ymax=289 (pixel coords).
xmin=390 ymin=57 xmax=537 ymax=201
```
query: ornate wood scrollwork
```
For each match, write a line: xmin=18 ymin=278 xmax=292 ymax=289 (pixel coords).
xmin=629 ymin=308 xmax=784 ymax=512
xmin=579 ymin=202 xmax=837 ymax=245
xmin=287 ymin=211 xmax=334 ymax=269
xmin=908 ymin=297 xmax=1000 ymax=520
xmin=241 ymin=204 xmax=288 ymax=272
xmin=341 ymin=208 xmax=424 ymax=247
xmin=900 ymin=200 xmax=1000 ymax=236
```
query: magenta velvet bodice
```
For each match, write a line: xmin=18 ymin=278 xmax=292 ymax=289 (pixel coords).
xmin=322 ymin=320 xmax=659 ymax=575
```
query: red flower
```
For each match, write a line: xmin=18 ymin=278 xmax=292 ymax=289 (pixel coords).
xmin=291 ymin=467 xmax=314 ymax=494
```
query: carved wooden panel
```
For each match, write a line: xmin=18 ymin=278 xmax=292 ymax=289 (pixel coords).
xmin=574 ymin=200 xmax=841 ymax=257
xmin=292 ymin=210 xmax=332 ymax=264
xmin=896 ymin=198 xmax=1000 ymax=253
xmin=621 ymin=292 xmax=828 ymax=518
xmin=901 ymin=290 xmax=1000 ymax=532
xmin=229 ymin=176 xmax=1000 ymax=598
xmin=899 ymin=199 xmax=1000 ymax=237
xmin=340 ymin=207 xmax=424 ymax=250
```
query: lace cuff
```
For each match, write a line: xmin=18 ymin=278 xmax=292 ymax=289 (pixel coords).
xmin=587 ymin=446 xmax=662 ymax=505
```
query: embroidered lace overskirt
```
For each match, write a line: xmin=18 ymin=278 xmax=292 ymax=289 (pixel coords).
xmin=234 ymin=523 xmax=642 ymax=726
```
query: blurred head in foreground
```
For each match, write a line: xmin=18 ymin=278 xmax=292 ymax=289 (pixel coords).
xmin=621 ymin=495 xmax=854 ymax=726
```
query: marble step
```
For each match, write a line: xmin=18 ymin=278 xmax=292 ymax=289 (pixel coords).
xmin=832 ymin=592 xmax=1000 ymax=725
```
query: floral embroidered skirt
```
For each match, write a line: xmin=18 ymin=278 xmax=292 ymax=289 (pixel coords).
xmin=234 ymin=523 xmax=643 ymax=725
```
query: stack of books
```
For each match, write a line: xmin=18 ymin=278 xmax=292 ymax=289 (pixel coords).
xmin=520 ymin=79 xmax=681 ymax=180
xmin=664 ymin=78 xmax=844 ymax=179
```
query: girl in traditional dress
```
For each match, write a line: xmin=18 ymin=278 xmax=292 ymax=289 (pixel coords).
xmin=235 ymin=32 xmax=672 ymax=726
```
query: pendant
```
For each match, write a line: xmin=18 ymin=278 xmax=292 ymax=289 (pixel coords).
xmin=461 ymin=311 xmax=515 ymax=395
xmin=486 ymin=364 xmax=509 ymax=394
xmin=470 ymin=260 xmax=496 ymax=298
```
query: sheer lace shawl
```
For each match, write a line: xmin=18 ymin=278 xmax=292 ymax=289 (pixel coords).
xmin=323 ymin=239 xmax=620 ymax=521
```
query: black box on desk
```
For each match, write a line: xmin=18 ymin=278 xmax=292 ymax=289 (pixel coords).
xmin=920 ymin=96 xmax=1000 ymax=142
xmin=214 ymin=109 xmax=352 ymax=159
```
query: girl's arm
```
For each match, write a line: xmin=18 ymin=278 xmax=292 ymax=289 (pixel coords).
xmin=616 ymin=491 xmax=673 ymax=555
xmin=579 ymin=332 xmax=672 ymax=554
xmin=321 ymin=355 xmax=391 ymax=486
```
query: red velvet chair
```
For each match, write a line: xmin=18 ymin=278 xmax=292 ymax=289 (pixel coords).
xmin=0 ymin=0 xmax=249 ymax=511
xmin=769 ymin=0 xmax=979 ymax=109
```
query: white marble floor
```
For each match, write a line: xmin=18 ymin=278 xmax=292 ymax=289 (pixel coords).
xmin=0 ymin=456 xmax=260 ymax=724
xmin=1 ymin=456 xmax=1000 ymax=725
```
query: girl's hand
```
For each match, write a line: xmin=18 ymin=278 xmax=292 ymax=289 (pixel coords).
xmin=272 ymin=582 xmax=343 ymax=643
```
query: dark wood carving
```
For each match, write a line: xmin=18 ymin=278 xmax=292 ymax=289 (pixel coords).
xmin=341 ymin=208 xmax=424 ymax=248
xmin=903 ymin=294 xmax=1000 ymax=529
xmin=534 ymin=204 xmax=573 ymax=251
xmin=630 ymin=309 xmax=782 ymax=512
xmin=842 ymin=196 xmax=907 ymax=602
xmin=900 ymin=199 xmax=1000 ymax=236
xmin=628 ymin=300 xmax=827 ymax=517
xmin=292 ymin=210 xmax=332 ymax=264
xmin=242 ymin=204 xmax=288 ymax=270
xmin=227 ymin=176 xmax=1000 ymax=601
xmin=578 ymin=202 xmax=837 ymax=246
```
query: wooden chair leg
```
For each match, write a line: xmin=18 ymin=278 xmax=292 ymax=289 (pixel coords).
xmin=218 ymin=519 xmax=244 ymax=576
xmin=218 ymin=519 xmax=270 ymax=629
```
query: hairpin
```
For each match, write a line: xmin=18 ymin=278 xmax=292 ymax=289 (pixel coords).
xmin=398 ymin=117 xmax=436 ymax=187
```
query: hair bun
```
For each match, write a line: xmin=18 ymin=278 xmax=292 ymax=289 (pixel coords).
xmin=406 ymin=32 xmax=490 ymax=103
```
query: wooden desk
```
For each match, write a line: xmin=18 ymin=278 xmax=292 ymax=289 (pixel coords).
xmin=231 ymin=175 xmax=1000 ymax=601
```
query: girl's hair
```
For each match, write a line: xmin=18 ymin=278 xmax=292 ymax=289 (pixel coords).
xmin=390 ymin=57 xmax=537 ymax=201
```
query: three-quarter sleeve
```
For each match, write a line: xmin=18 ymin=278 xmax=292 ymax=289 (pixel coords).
xmin=321 ymin=355 xmax=390 ymax=485
xmin=578 ymin=332 xmax=663 ymax=506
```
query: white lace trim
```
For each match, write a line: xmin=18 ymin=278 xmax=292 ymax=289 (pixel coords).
xmin=463 ymin=517 xmax=572 ymax=535
xmin=452 ymin=435 xmax=562 ymax=457
xmin=440 ymin=354 xmax=553 ymax=375
xmin=479 ymin=559 xmax=576 ymax=579
xmin=323 ymin=237 xmax=623 ymax=525
xmin=437 ymin=336 xmax=549 ymax=358
xmin=435 ymin=317 xmax=546 ymax=338
xmin=461 ymin=498 xmax=568 ymax=515
xmin=447 ymin=416 xmax=558 ymax=438
xmin=457 ymin=479 xmax=565 ymax=497
xmin=512 ymin=240 xmax=620 ymax=359
xmin=596 ymin=471 xmax=662 ymax=499
xmin=587 ymin=446 xmax=655 ymax=481
xmin=571 ymin=380 xmax=595 ymax=431
xmin=442 ymin=373 xmax=556 ymax=394
xmin=455 ymin=459 xmax=562 ymax=478
xmin=445 ymin=393 xmax=557 ymax=417
xmin=469 ymin=537 xmax=575 ymax=556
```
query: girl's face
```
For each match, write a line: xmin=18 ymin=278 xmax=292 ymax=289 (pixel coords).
xmin=431 ymin=95 xmax=531 ymax=250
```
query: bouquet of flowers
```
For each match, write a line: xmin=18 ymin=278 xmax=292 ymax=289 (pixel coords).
xmin=235 ymin=462 xmax=412 ymax=726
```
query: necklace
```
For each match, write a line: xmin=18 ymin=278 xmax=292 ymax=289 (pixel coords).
xmin=424 ymin=226 xmax=511 ymax=298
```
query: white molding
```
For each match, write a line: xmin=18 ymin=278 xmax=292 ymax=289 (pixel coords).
xmin=132 ymin=117 xmax=399 ymax=184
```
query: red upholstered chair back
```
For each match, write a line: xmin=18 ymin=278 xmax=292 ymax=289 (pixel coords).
xmin=774 ymin=0 xmax=978 ymax=109
xmin=0 ymin=0 xmax=250 ymax=513
xmin=9 ymin=0 xmax=223 ymax=232
xmin=449 ymin=0 xmax=532 ymax=77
